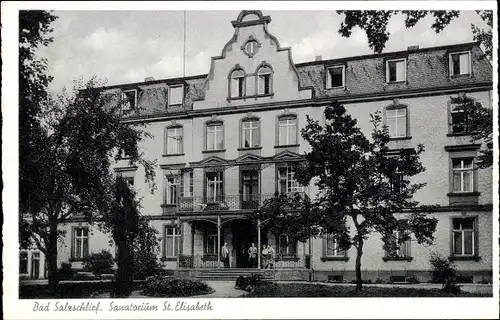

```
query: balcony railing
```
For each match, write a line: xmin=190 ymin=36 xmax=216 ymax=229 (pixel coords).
xmin=177 ymin=193 xmax=305 ymax=212
xmin=178 ymin=254 xmax=307 ymax=269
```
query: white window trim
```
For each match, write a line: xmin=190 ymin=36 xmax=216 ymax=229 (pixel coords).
xmin=325 ymin=234 xmax=344 ymax=257
xmin=168 ymin=85 xmax=184 ymax=106
xmin=122 ymin=89 xmax=137 ymax=111
xmin=385 ymin=58 xmax=407 ymax=83
xmin=165 ymin=226 xmax=180 ymax=257
xmin=326 ymin=65 xmax=345 ymax=89
xmin=452 ymin=158 xmax=474 ymax=192
xmin=449 ymin=51 xmax=472 ymax=77
xmin=166 ymin=126 xmax=183 ymax=154
xmin=206 ymin=123 xmax=224 ymax=151
xmin=278 ymin=117 xmax=298 ymax=146
xmin=278 ymin=165 xmax=304 ymax=193
xmin=165 ymin=176 xmax=179 ymax=205
xmin=452 ymin=219 xmax=475 ymax=256
xmin=386 ymin=107 xmax=407 ymax=138
xmin=242 ymin=119 xmax=260 ymax=148
xmin=257 ymin=67 xmax=272 ymax=95
xmin=74 ymin=228 xmax=89 ymax=259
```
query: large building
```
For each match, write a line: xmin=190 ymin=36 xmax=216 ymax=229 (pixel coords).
xmin=23 ymin=10 xmax=493 ymax=283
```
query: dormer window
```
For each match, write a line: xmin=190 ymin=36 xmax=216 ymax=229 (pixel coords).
xmin=122 ymin=89 xmax=137 ymax=111
xmin=257 ymin=66 xmax=272 ymax=95
xmin=326 ymin=65 xmax=345 ymax=89
xmin=169 ymin=85 xmax=184 ymax=106
xmin=230 ymin=69 xmax=245 ymax=98
xmin=450 ymin=51 xmax=471 ymax=76
xmin=386 ymin=58 xmax=406 ymax=83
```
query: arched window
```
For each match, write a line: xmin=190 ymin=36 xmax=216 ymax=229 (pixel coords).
xmin=230 ymin=69 xmax=245 ymax=98
xmin=257 ymin=66 xmax=272 ymax=95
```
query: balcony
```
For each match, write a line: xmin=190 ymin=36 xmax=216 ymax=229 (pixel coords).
xmin=175 ymin=193 xmax=306 ymax=212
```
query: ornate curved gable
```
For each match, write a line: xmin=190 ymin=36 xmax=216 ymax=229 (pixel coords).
xmin=193 ymin=10 xmax=312 ymax=110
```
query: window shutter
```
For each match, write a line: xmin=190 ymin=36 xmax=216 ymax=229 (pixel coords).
xmin=162 ymin=225 xmax=167 ymax=259
xmin=70 ymin=227 xmax=75 ymax=259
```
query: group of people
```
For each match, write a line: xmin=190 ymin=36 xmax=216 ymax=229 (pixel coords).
xmin=221 ymin=242 xmax=275 ymax=269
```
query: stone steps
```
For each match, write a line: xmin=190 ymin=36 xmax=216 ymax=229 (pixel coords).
xmin=196 ymin=268 xmax=274 ymax=281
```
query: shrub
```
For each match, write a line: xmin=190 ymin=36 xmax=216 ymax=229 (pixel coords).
xmin=374 ymin=278 xmax=384 ymax=284
xmin=132 ymin=250 xmax=162 ymax=280
xmin=58 ymin=262 xmax=76 ymax=280
xmin=429 ymin=252 xmax=457 ymax=284
xmin=142 ymin=275 xmax=213 ymax=297
xmin=235 ymin=274 xmax=269 ymax=292
xmin=405 ymin=276 xmax=420 ymax=284
xmin=83 ymin=250 xmax=115 ymax=276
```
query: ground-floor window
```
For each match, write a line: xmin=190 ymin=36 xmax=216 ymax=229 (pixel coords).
xmin=452 ymin=217 xmax=476 ymax=256
xmin=72 ymin=227 xmax=89 ymax=260
xmin=385 ymin=230 xmax=412 ymax=259
xmin=277 ymin=235 xmax=297 ymax=257
xmin=164 ymin=226 xmax=180 ymax=257
xmin=325 ymin=233 xmax=345 ymax=257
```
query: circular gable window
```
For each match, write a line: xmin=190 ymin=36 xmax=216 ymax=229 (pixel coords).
xmin=244 ymin=40 xmax=259 ymax=57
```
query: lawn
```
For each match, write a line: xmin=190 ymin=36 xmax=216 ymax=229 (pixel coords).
xmin=241 ymin=283 xmax=492 ymax=297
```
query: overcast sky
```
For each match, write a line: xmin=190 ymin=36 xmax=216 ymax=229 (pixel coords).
xmin=37 ymin=10 xmax=489 ymax=94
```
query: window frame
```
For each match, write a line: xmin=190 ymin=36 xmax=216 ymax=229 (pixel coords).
xmin=205 ymin=121 xmax=225 ymax=151
xmin=277 ymin=115 xmax=298 ymax=146
xmin=449 ymin=51 xmax=472 ymax=77
xmin=19 ymin=251 xmax=29 ymax=274
xmin=71 ymin=227 xmax=89 ymax=261
xmin=276 ymin=164 xmax=304 ymax=194
xmin=451 ymin=157 xmax=474 ymax=193
xmin=384 ymin=105 xmax=409 ymax=138
xmin=205 ymin=225 xmax=218 ymax=255
xmin=122 ymin=89 xmax=137 ymax=111
xmin=450 ymin=217 xmax=478 ymax=259
xmin=168 ymin=85 xmax=184 ymax=106
xmin=164 ymin=175 xmax=179 ymax=205
xmin=277 ymin=235 xmax=297 ymax=257
xmin=164 ymin=125 xmax=184 ymax=155
xmin=385 ymin=58 xmax=407 ymax=83
xmin=204 ymin=171 xmax=224 ymax=203
xmin=326 ymin=65 xmax=345 ymax=89
xmin=257 ymin=65 xmax=273 ymax=95
xmin=229 ymin=68 xmax=246 ymax=99
xmin=163 ymin=225 xmax=181 ymax=258
xmin=240 ymin=117 xmax=261 ymax=148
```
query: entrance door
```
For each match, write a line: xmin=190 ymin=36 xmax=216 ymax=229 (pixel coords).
xmin=241 ymin=170 xmax=259 ymax=209
xmin=232 ymin=220 xmax=256 ymax=268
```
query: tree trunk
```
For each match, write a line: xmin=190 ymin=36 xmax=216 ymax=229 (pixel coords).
xmin=47 ymin=220 xmax=59 ymax=295
xmin=355 ymin=239 xmax=364 ymax=291
xmin=114 ymin=240 xmax=133 ymax=298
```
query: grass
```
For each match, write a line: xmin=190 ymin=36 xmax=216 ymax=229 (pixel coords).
xmin=241 ymin=283 xmax=492 ymax=297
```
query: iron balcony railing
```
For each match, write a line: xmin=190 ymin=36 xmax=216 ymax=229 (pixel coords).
xmin=178 ymin=254 xmax=307 ymax=269
xmin=176 ymin=193 xmax=306 ymax=212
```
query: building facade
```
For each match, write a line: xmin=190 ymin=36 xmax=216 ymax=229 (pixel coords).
xmin=44 ymin=11 xmax=493 ymax=283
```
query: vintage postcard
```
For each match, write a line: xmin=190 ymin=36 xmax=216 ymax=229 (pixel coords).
xmin=2 ymin=1 xmax=498 ymax=319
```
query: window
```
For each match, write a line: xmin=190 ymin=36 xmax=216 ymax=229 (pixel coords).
xmin=206 ymin=122 xmax=224 ymax=151
xmin=450 ymin=52 xmax=471 ymax=76
xmin=244 ymin=40 xmax=259 ymax=57
xmin=164 ymin=226 xmax=180 ymax=257
xmin=386 ymin=59 xmax=406 ymax=83
xmin=122 ymin=90 xmax=137 ymax=111
xmin=169 ymin=85 xmax=184 ymax=105
xmin=325 ymin=233 xmax=345 ymax=257
xmin=326 ymin=66 xmax=345 ymax=88
xmin=450 ymin=104 xmax=470 ymax=134
xmin=206 ymin=171 xmax=224 ymax=202
xmin=390 ymin=172 xmax=407 ymax=194
xmin=166 ymin=126 xmax=183 ymax=154
xmin=230 ymin=69 xmax=245 ymax=98
xmin=278 ymin=165 xmax=304 ymax=194
xmin=277 ymin=235 xmax=297 ymax=256
xmin=242 ymin=119 xmax=260 ymax=148
xmin=19 ymin=251 xmax=28 ymax=274
xmin=385 ymin=229 xmax=411 ymax=259
xmin=452 ymin=218 xmax=475 ymax=256
xmin=452 ymin=158 xmax=474 ymax=192
xmin=205 ymin=225 xmax=218 ymax=254
xmin=257 ymin=66 xmax=272 ymax=95
xmin=73 ymin=227 xmax=89 ymax=260
xmin=118 ymin=171 xmax=135 ymax=186
xmin=180 ymin=169 xmax=193 ymax=198
xmin=165 ymin=176 xmax=179 ymax=205
xmin=386 ymin=107 xmax=407 ymax=138
xmin=278 ymin=116 xmax=297 ymax=146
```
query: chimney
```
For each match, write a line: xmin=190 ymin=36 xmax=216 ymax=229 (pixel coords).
xmin=144 ymin=76 xmax=155 ymax=82
xmin=407 ymin=45 xmax=419 ymax=51
xmin=315 ymin=55 xmax=322 ymax=61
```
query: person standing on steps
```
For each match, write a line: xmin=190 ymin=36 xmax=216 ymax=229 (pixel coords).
xmin=222 ymin=242 xmax=230 ymax=268
xmin=248 ymin=243 xmax=258 ymax=268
